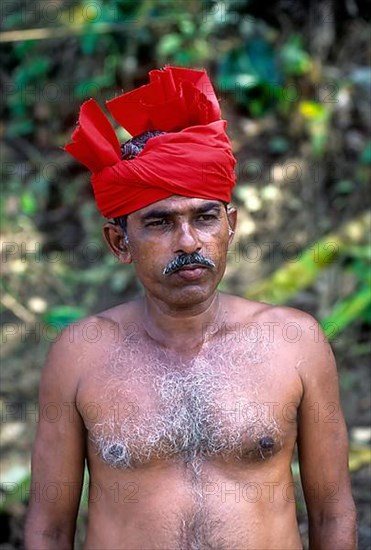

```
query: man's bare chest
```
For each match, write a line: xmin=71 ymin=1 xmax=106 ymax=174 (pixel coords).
xmin=79 ymin=339 xmax=299 ymax=469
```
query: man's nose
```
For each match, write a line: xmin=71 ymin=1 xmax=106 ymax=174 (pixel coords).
xmin=174 ymin=222 xmax=201 ymax=254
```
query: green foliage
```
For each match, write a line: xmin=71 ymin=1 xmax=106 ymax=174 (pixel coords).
xmin=0 ymin=474 xmax=30 ymax=512
xmin=14 ymin=56 xmax=50 ymax=88
xmin=360 ymin=141 xmax=371 ymax=165
xmin=280 ymin=35 xmax=312 ymax=76
xmin=20 ymin=192 xmax=38 ymax=215
xmin=217 ymin=31 xmax=315 ymax=117
xmin=246 ymin=213 xmax=370 ymax=339
xmin=217 ymin=33 xmax=283 ymax=117
xmin=42 ymin=305 xmax=87 ymax=328
xmin=322 ymin=286 xmax=371 ymax=339
xmin=245 ymin=233 xmax=343 ymax=304
xmin=321 ymin=243 xmax=371 ymax=338
xmin=156 ymin=8 xmax=211 ymax=65
xmin=298 ymin=101 xmax=330 ymax=158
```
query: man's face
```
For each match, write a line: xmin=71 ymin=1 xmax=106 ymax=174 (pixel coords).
xmin=116 ymin=196 xmax=236 ymax=308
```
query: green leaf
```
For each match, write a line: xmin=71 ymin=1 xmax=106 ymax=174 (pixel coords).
xmin=321 ymin=286 xmax=371 ymax=339
xmin=299 ymin=101 xmax=330 ymax=157
xmin=21 ymin=192 xmax=38 ymax=215
xmin=3 ymin=12 xmax=24 ymax=30
xmin=217 ymin=73 xmax=258 ymax=92
xmin=157 ymin=34 xmax=183 ymax=57
xmin=0 ymin=473 xmax=30 ymax=511
xmin=350 ymin=258 xmax=371 ymax=285
xmin=8 ymin=98 xmax=28 ymax=117
xmin=217 ymin=36 xmax=283 ymax=115
xmin=335 ymin=180 xmax=355 ymax=194
xmin=343 ymin=245 xmax=371 ymax=261
xmin=299 ymin=101 xmax=327 ymax=120
xmin=348 ymin=445 xmax=371 ymax=472
xmin=13 ymin=41 xmax=36 ymax=59
xmin=74 ymin=74 xmax=115 ymax=99
xmin=81 ymin=32 xmax=99 ymax=56
xmin=310 ymin=120 xmax=329 ymax=157
xmin=280 ymin=35 xmax=312 ymax=76
xmin=245 ymin=213 xmax=370 ymax=304
xmin=14 ymin=57 xmax=50 ymax=88
xmin=42 ymin=306 xmax=87 ymax=328
xmin=175 ymin=50 xmax=193 ymax=65
xmin=179 ymin=18 xmax=195 ymax=36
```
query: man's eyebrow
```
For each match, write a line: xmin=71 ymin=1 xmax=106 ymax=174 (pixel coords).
xmin=140 ymin=208 xmax=172 ymax=221
xmin=194 ymin=202 xmax=223 ymax=214
xmin=140 ymin=202 xmax=222 ymax=221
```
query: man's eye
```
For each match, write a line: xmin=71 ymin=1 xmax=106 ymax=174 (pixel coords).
xmin=197 ymin=214 xmax=218 ymax=222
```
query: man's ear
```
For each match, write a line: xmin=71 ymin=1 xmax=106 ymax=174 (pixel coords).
xmin=103 ymin=222 xmax=132 ymax=264
xmin=227 ymin=207 xmax=237 ymax=245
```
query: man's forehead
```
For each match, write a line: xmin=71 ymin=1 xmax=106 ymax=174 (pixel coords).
xmin=130 ymin=196 xmax=225 ymax=219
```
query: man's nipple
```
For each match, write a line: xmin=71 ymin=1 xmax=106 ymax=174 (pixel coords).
xmin=258 ymin=436 xmax=274 ymax=450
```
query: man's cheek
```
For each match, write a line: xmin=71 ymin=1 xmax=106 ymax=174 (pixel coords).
xmin=204 ymin=242 xmax=220 ymax=259
xmin=129 ymin=243 xmax=154 ymax=263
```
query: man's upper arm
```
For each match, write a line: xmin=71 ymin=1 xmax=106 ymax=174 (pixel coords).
xmin=296 ymin=315 xmax=355 ymax=521
xmin=26 ymin=328 xmax=86 ymax=543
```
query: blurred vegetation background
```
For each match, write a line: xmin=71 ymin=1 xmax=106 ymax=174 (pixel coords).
xmin=1 ymin=0 xmax=370 ymax=547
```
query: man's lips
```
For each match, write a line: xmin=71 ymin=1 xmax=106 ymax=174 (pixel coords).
xmin=172 ymin=265 xmax=209 ymax=280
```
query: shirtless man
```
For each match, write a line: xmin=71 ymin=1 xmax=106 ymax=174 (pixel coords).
xmin=25 ymin=67 xmax=356 ymax=549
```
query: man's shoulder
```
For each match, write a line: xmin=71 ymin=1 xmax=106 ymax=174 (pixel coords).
xmin=48 ymin=299 xmax=141 ymax=357
xmin=39 ymin=301 xmax=141 ymax=392
xmin=222 ymin=293 xmax=326 ymax=352
xmin=91 ymin=299 xmax=140 ymax=327
xmin=223 ymin=293 xmax=317 ymax=326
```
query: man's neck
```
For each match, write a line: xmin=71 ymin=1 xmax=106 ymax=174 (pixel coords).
xmin=140 ymin=292 xmax=224 ymax=352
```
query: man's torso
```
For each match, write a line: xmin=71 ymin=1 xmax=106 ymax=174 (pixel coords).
xmin=75 ymin=297 xmax=305 ymax=549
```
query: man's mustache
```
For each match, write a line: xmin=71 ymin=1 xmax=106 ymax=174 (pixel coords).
xmin=162 ymin=252 xmax=216 ymax=276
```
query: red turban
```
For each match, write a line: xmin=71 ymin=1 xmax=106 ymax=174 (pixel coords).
xmin=64 ymin=66 xmax=236 ymax=218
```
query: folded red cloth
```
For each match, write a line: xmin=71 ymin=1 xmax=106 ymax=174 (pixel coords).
xmin=64 ymin=66 xmax=236 ymax=217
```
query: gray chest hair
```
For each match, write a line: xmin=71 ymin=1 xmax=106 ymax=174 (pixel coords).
xmin=91 ymin=362 xmax=281 ymax=469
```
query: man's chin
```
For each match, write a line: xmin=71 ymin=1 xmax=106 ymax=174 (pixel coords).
xmin=160 ymin=284 xmax=216 ymax=309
